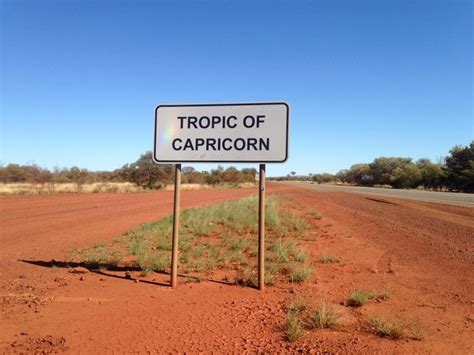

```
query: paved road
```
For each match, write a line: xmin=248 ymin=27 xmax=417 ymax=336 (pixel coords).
xmin=283 ymin=182 xmax=474 ymax=206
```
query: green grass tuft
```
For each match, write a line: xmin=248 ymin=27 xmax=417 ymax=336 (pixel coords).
xmin=305 ymin=301 xmax=343 ymax=329
xmin=319 ymin=253 xmax=341 ymax=264
xmin=410 ymin=325 xmax=423 ymax=341
xmin=288 ymin=296 xmax=310 ymax=314
xmin=347 ymin=290 xmax=374 ymax=307
xmin=280 ymin=312 xmax=304 ymax=342
xmin=308 ymin=209 xmax=322 ymax=220
xmin=288 ymin=265 xmax=313 ymax=283
xmin=370 ymin=315 xmax=404 ymax=339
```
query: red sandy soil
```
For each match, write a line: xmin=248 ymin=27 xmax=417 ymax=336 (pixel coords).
xmin=1 ymin=183 xmax=473 ymax=353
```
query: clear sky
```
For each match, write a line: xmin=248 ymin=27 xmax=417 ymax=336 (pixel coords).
xmin=1 ymin=0 xmax=472 ymax=177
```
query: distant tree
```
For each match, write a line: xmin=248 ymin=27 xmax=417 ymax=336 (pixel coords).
xmin=3 ymin=164 xmax=27 ymax=183
xmin=241 ymin=168 xmax=257 ymax=180
xmin=120 ymin=152 xmax=173 ymax=188
xmin=67 ymin=167 xmax=89 ymax=190
xmin=392 ymin=163 xmax=422 ymax=189
xmin=290 ymin=171 xmax=296 ymax=176
xmin=369 ymin=157 xmax=421 ymax=188
xmin=182 ymin=166 xmax=196 ymax=174
xmin=30 ymin=164 xmax=52 ymax=184
xmin=205 ymin=166 xmax=224 ymax=185
xmin=0 ymin=166 xmax=5 ymax=183
xmin=335 ymin=169 xmax=348 ymax=182
xmin=222 ymin=166 xmax=241 ymax=183
xmin=416 ymin=158 xmax=446 ymax=190
xmin=311 ymin=173 xmax=335 ymax=184
xmin=345 ymin=164 xmax=373 ymax=185
xmin=444 ymin=141 xmax=474 ymax=192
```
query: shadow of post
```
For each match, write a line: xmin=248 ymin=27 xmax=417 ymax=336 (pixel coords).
xmin=19 ymin=259 xmax=170 ymax=287
xmin=19 ymin=259 xmax=239 ymax=288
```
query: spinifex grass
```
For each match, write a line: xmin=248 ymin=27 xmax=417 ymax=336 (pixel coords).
xmin=347 ymin=289 xmax=390 ymax=307
xmin=370 ymin=315 xmax=405 ymax=339
xmin=70 ymin=195 xmax=312 ymax=286
xmin=279 ymin=312 xmax=305 ymax=342
xmin=305 ymin=301 xmax=343 ymax=329
xmin=280 ymin=297 xmax=344 ymax=342
xmin=319 ymin=253 xmax=341 ymax=264
xmin=347 ymin=290 xmax=374 ymax=307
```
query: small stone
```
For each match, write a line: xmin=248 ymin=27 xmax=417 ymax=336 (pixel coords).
xmin=79 ymin=276 xmax=85 ymax=281
xmin=69 ymin=267 xmax=89 ymax=274
xmin=134 ymin=279 xmax=140 ymax=283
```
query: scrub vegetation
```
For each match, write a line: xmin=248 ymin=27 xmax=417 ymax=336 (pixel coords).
xmin=305 ymin=301 xmax=343 ymax=329
xmin=70 ymin=195 xmax=313 ymax=287
xmin=370 ymin=315 xmax=405 ymax=339
xmin=0 ymin=152 xmax=258 ymax=194
xmin=347 ymin=289 xmax=390 ymax=307
xmin=319 ymin=253 xmax=341 ymax=264
xmin=270 ymin=141 xmax=474 ymax=192
xmin=280 ymin=297 xmax=343 ymax=342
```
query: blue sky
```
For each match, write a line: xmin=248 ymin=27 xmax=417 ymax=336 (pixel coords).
xmin=1 ymin=0 xmax=472 ymax=176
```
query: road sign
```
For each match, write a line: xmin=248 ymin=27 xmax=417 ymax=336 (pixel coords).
xmin=154 ymin=102 xmax=289 ymax=163
xmin=154 ymin=101 xmax=290 ymax=291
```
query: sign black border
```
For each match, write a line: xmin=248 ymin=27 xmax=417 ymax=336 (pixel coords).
xmin=153 ymin=102 xmax=289 ymax=163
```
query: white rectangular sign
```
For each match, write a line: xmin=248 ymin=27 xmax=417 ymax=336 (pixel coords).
xmin=154 ymin=102 xmax=289 ymax=163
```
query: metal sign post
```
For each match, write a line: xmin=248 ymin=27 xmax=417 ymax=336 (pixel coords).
xmin=170 ymin=164 xmax=181 ymax=288
xmin=258 ymin=164 xmax=266 ymax=291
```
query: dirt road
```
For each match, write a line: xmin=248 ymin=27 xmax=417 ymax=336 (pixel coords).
xmin=1 ymin=184 xmax=473 ymax=353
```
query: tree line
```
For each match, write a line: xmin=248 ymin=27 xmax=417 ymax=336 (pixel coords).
xmin=272 ymin=141 xmax=473 ymax=193
xmin=2 ymin=142 xmax=472 ymax=192
xmin=0 ymin=152 xmax=257 ymax=188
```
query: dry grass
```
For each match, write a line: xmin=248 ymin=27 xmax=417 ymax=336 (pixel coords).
xmin=164 ymin=182 xmax=256 ymax=190
xmin=347 ymin=289 xmax=390 ymax=307
xmin=280 ymin=312 xmax=305 ymax=342
xmin=0 ymin=182 xmax=142 ymax=195
xmin=0 ymin=182 xmax=256 ymax=195
xmin=370 ymin=315 xmax=405 ymax=339
xmin=305 ymin=301 xmax=343 ymax=329
xmin=319 ymin=253 xmax=341 ymax=264
xmin=347 ymin=290 xmax=374 ymax=307
xmin=281 ymin=297 xmax=344 ymax=342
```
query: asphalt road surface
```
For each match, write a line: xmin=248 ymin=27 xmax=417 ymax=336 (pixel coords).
xmin=284 ymin=181 xmax=474 ymax=206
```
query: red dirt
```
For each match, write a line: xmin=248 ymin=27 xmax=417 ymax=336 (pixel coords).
xmin=1 ymin=183 xmax=473 ymax=353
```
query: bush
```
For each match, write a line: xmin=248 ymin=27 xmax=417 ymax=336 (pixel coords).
xmin=445 ymin=142 xmax=474 ymax=192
